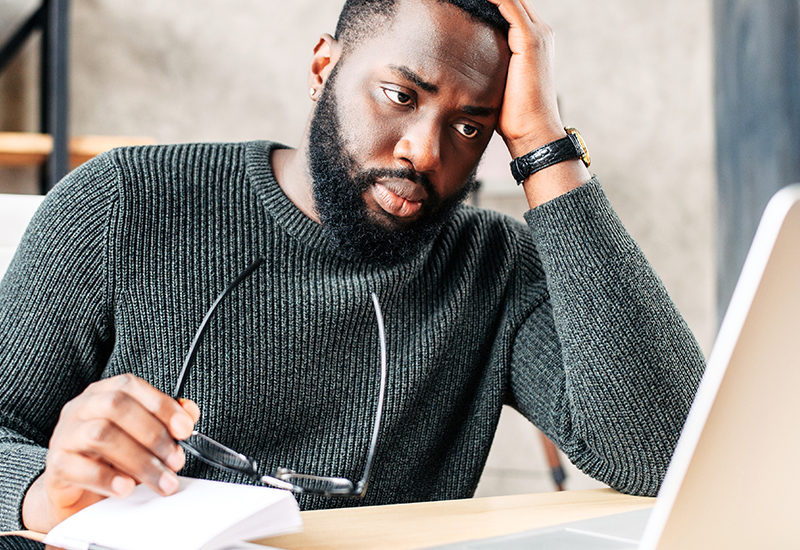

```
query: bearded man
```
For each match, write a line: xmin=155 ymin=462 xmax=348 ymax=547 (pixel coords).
xmin=0 ymin=0 xmax=704 ymax=534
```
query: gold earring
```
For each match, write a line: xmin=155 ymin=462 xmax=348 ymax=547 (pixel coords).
xmin=310 ymin=88 xmax=317 ymax=98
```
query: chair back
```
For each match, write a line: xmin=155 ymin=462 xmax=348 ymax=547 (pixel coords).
xmin=0 ymin=193 xmax=44 ymax=277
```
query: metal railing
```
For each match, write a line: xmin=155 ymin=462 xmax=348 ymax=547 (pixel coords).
xmin=0 ymin=0 xmax=70 ymax=193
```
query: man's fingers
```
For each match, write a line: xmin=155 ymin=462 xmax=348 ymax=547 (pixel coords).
xmin=517 ymin=0 xmax=542 ymax=23
xmin=107 ymin=374 xmax=196 ymax=439
xmin=485 ymin=0 xmax=534 ymax=29
xmin=179 ymin=398 xmax=201 ymax=424
xmin=46 ymin=450 xmax=136 ymax=501
xmin=68 ymin=418 xmax=180 ymax=495
xmin=486 ymin=0 xmax=553 ymax=58
xmin=72 ymin=388 xmax=186 ymax=471
xmin=484 ymin=0 xmax=563 ymax=155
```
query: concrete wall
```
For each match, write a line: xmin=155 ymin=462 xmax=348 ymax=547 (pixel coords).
xmin=0 ymin=0 xmax=715 ymax=496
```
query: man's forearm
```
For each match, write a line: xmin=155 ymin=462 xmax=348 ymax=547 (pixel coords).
xmin=519 ymin=180 xmax=706 ymax=495
xmin=519 ymin=155 xmax=592 ymax=209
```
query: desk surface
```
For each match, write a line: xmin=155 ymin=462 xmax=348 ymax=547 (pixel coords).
xmin=4 ymin=489 xmax=653 ymax=549
xmin=256 ymin=489 xmax=654 ymax=549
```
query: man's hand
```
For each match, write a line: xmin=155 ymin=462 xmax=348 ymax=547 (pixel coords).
xmin=21 ymin=374 xmax=200 ymax=533
xmin=488 ymin=0 xmax=591 ymax=206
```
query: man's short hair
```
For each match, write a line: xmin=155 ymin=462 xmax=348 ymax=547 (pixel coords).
xmin=334 ymin=0 xmax=509 ymax=52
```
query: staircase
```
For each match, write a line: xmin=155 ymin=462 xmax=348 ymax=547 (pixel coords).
xmin=0 ymin=0 xmax=153 ymax=193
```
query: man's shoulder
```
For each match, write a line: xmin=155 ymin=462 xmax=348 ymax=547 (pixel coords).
xmin=86 ymin=141 xmax=273 ymax=197
xmin=101 ymin=140 xmax=251 ymax=167
xmin=66 ymin=141 xmax=255 ymax=187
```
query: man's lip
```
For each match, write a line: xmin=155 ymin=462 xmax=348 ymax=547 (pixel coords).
xmin=371 ymin=182 xmax=425 ymax=219
xmin=375 ymin=178 xmax=428 ymax=203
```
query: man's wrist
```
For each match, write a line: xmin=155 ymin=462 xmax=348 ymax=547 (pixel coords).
xmin=505 ymin=126 xmax=567 ymax=159
xmin=521 ymin=159 xmax=591 ymax=202
xmin=21 ymin=474 xmax=52 ymax=532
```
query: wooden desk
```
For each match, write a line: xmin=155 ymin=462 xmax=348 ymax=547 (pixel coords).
xmin=256 ymin=489 xmax=654 ymax=549
xmin=4 ymin=489 xmax=653 ymax=549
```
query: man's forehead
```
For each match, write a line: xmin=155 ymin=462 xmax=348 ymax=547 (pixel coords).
xmin=387 ymin=0 xmax=504 ymax=59
xmin=348 ymin=0 xmax=509 ymax=91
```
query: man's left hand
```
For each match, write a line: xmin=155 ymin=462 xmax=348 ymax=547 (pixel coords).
xmin=488 ymin=0 xmax=591 ymax=207
xmin=487 ymin=0 xmax=566 ymax=158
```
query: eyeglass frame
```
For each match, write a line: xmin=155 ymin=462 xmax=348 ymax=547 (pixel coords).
xmin=171 ymin=257 xmax=387 ymax=498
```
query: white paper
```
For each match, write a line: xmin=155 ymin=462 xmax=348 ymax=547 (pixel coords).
xmin=44 ymin=477 xmax=301 ymax=550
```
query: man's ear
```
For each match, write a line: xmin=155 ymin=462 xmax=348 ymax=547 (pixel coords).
xmin=309 ymin=33 xmax=342 ymax=95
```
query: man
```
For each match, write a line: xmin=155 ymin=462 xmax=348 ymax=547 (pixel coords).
xmin=0 ymin=0 xmax=704 ymax=534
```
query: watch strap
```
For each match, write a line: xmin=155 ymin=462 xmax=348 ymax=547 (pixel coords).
xmin=510 ymin=133 xmax=583 ymax=185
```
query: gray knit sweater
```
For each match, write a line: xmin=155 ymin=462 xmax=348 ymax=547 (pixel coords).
xmin=0 ymin=141 xmax=704 ymax=531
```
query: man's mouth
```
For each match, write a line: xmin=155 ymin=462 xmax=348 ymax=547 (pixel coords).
xmin=370 ymin=180 xmax=426 ymax=220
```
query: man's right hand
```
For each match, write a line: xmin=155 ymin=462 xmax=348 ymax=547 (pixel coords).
xmin=21 ymin=374 xmax=200 ymax=533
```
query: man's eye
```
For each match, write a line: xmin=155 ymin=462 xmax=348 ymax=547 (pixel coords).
xmin=383 ymin=88 xmax=414 ymax=106
xmin=454 ymin=123 xmax=479 ymax=139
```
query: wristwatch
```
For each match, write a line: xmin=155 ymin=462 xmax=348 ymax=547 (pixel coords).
xmin=509 ymin=127 xmax=591 ymax=185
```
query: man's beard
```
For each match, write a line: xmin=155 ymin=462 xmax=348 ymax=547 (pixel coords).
xmin=307 ymin=66 xmax=477 ymax=266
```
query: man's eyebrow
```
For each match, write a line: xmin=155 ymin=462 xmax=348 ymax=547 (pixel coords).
xmin=460 ymin=105 xmax=498 ymax=118
xmin=388 ymin=65 xmax=439 ymax=93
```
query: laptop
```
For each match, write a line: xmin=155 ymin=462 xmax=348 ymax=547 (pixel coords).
xmin=433 ymin=183 xmax=800 ymax=549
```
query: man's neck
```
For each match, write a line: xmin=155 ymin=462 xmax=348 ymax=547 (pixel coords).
xmin=271 ymin=142 xmax=321 ymax=223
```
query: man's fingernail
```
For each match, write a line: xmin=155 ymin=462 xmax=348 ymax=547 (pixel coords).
xmin=166 ymin=447 xmax=185 ymax=471
xmin=111 ymin=476 xmax=135 ymax=497
xmin=170 ymin=413 xmax=194 ymax=437
xmin=159 ymin=472 xmax=180 ymax=494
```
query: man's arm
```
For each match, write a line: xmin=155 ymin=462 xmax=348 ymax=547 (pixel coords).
xmin=0 ymin=155 xmax=198 ymax=532
xmin=487 ymin=0 xmax=705 ymax=495
xmin=486 ymin=0 xmax=591 ymax=206
xmin=507 ymin=181 xmax=705 ymax=496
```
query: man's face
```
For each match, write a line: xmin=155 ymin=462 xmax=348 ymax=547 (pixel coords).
xmin=308 ymin=0 xmax=510 ymax=265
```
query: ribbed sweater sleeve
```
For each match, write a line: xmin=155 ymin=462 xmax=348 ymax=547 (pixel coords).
xmin=0 ymin=154 xmax=118 ymax=530
xmin=510 ymin=178 xmax=705 ymax=496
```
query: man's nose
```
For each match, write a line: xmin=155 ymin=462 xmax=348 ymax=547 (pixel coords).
xmin=393 ymin=118 xmax=442 ymax=174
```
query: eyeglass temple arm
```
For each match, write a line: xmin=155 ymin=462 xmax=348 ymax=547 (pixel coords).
xmin=355 ymin=292 xmax=387 ymax=495
xmin=172 ymin=257 xmax=266 ymax=399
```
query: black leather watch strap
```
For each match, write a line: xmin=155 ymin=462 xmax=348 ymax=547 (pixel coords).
xmin=510 ymin=133 xmax=583 ymax=185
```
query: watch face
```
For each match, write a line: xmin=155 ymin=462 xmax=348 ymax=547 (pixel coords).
xmin=565 ymin=127 xmax=591 ymax=167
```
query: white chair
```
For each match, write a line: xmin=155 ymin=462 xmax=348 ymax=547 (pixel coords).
xmin=0 ymin=193 xmax=45 ymax=278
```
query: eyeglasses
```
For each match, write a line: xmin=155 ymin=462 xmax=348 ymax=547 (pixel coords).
xmin=172 ymin=258 xmax=387 ymax=498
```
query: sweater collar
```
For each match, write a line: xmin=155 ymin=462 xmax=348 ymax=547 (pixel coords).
xmin=244 ymin=140 xmax=437 ymax=271
xmin=245 ymin=140 xmax=329 ymax=251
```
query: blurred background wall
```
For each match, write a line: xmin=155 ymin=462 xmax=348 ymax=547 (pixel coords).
xmin=0 ymin=0 xmax=716 ymax=495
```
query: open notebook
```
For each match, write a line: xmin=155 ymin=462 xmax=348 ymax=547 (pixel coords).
xmin=4 ymin=477 xmax=301 ymax=550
